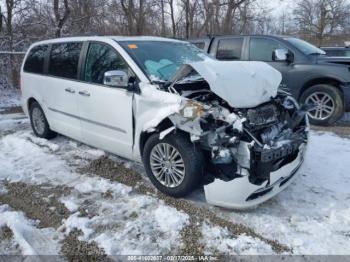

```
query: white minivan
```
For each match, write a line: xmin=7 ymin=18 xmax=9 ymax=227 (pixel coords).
xmin=21 ymin=36 xmax=309 ymax=209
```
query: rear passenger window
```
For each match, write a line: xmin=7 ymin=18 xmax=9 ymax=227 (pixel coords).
xmin=84 ymin=43 xmax=128 ymax=85
xmin=216 ymin=38 xmax=243 ymax=60
xmin=24 ymin=45 xmax=48 ymax=74
xmin=48 ymin=42 xmax=82 ymax=79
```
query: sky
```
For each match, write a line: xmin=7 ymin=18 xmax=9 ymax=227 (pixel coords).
xmin=260 ymin=0 xmax=295 ymax=16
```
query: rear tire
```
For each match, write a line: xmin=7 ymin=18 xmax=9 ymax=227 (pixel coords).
xmin=29 ymin=101 xmax=57 ymax=139
xmin=300 ymin=84 xmax=344 ymax=126
xmin=142 ymin=132 xmax=204 ymax=197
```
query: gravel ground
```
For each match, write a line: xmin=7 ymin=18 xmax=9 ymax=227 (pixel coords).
xmin=60 ymin=229 xmax=109 ymax=261
xmin=82 ymin=156 xmax=290 ymax=254
xmin=0 ymin=182 xmax=71 ymax=229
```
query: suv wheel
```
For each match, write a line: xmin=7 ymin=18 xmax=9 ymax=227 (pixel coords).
xmin=29 ymin=101 xmax=57 ymax=139
xmin=142 ymin=132 xmax=204 ymax=197
xmin=300 ymin=84 xmax=344 ymax=126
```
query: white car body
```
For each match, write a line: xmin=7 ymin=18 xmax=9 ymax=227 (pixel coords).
xmin=21 ymin=36 xmax=309 ymax=209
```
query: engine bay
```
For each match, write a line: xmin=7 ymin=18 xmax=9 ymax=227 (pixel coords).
xmin=162 ymin=79 xmax=309 ymax=187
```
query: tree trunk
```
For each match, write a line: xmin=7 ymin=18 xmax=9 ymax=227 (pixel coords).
xmin=169 ymin=0 xmax=176 ymax=37
xmin=53 ymin=0 xmax=70 ymax=38
xmin=184 ymin=0 xmax=190 ymax=38
xmin=0 ymin=6 xmax=3 ymax=33
xmin=160 ymin=0 xmax=166 ymax=36
xmin=5 ymin=0 xmax=16 ymax=88
xmin=136 ymin=0 xmax=144 ymax=35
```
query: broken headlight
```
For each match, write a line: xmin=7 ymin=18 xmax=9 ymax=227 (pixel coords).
xmin=180 ymin=100 xmax=205 ymax=119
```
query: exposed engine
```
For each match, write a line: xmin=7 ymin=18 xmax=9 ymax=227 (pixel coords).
xmin=165 ymin=81 xmax=309 ymax=187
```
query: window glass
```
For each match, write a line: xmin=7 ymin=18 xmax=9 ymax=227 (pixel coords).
xmin=249 ymin=38 xmax=285 ymax=62
xmin=119 ymin=41 xmax=208 ymax=81
xmin=84 ymin=43 xmax=128 ymax=85
xmin=24 ymin=45 xmax=48 ymax=74
xmin=48 ymin=42 xmax=82 ymax=79
xmin=216 ymin=38 xmax=243 ymax=60
xmin=284 ymin=37 xmax=325 ymax=55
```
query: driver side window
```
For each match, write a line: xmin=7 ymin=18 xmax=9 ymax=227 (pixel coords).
xmin=249 ymin=38 xmax=285 ymax=62
xmin=84 ymin=43 xmax=129 ymax=85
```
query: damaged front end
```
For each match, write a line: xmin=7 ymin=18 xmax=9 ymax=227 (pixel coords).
xmin=160 ymin=61 xmax=309 ymax=209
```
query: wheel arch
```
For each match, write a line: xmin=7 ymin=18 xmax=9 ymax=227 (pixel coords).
xmin=139 ymin=117 xmax=174 ymax=156
xmin=298 ymin=77 xmax=344 ymax=101
xmin=27 ymin=97 xmax=39 ymax=111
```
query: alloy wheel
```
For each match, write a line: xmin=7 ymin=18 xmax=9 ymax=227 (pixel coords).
xmin=32 ymin=107 xmax=46 ymax=135
xmin=150 ymin=143 xmax=186 ymax=188
xmin=305 ymin=92 xmax=335 ymax=120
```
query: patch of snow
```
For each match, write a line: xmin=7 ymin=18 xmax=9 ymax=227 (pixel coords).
xmin=0 ymin=127 xmax=190 ymax=255
xmin=0 ymin=132 xmax=81 ymax=185
xmin=153 ymin=205 xmax=189 ymax=237
xmin=60 ymin=198 xmax=79 ymax=212
xmin=201 ymin=222 xmax=274 ymax=255
xmin=0 ymin=205 xmax=61 ymax=255
xmin=62 ymin=194 xmax=189 ymax=255
xmin=0 ymin=113 xmax=28 ymax=137
xmin=25 ymin=133 xmax=60 ymax=152
xmin=73 ymin=176 xmax=131 ymax=195
xmin=0 ymin=87 xmax=21 ymax=109
xmin=217 ymin=131 xmax=350 ymax=254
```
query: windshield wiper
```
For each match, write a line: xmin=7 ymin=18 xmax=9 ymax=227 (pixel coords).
xmin=308 ymin=52 xmax=325 ymax=56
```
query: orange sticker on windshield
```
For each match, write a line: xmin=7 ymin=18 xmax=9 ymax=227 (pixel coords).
xmin=128 ymin=44 xmax=138 ymax=49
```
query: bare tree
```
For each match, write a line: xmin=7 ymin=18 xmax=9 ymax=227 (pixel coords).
xmin=167 ymin=0 xmax=177 ymax=37
xmin=294 ymin=0 xmax=348 ymax=45
xmin=0 ymin=6 xmax=3 ymax=33
xmin=2 ymin=0 xmax=19 ymax=87
xmin=221 ymin=0 xmax=248 ymax=34
xmin=120 ymin=0 xmax=147 ymax=35
xmin=53 ymin=0 xmax=70 ymax=37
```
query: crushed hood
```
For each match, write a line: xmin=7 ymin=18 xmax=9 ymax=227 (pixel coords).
xmin=170 ymin=60 xmax=282 ymax=108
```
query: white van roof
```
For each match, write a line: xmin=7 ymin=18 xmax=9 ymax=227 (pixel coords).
xmin=32 ymin=36 xmax=184 ymax=46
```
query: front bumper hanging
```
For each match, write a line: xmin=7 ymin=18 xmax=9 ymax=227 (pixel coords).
xmin=204 ymin=143 xmax=307 ymax=209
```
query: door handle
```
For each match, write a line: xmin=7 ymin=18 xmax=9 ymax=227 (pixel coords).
xmin=78 ymin=90 xmax=90 ymax=97
xmin=65 ymin=88 xmax=75 ymax=94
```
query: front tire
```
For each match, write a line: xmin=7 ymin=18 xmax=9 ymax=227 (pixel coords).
xmin=29 ymin=101 xmax=57 ymax=139
xmin=300 ymin=84 xmax=344 ymax=126
xmin=142 ymin=132 xmax=204 ymax=197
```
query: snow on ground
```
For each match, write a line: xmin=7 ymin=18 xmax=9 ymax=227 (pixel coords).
xmin=0 ymin=128 xmax=190 ymax=254
xmin=0 ymin=94 xmax=349 ymax=255
xmin=0 ymin=205 xmax=61 ymax=255
xmin=201 ymin=222 xmax=274 ymax=255
xmin=215 ymin=131 xmax=350 ymax=254
xmin=0 ymin=87 xmax=21 ymax=110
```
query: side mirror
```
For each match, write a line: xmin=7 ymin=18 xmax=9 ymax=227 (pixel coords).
xmin=272 ymin=49 xmax=288 ymax=62
xmin=103 ymin=70 xmax=128 ymax=88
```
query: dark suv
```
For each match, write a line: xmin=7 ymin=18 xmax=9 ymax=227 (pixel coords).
xmin=321 ymin=46 xmax=350 ymax=57
xmin=190 ymin=35 xmax=350 ymax=125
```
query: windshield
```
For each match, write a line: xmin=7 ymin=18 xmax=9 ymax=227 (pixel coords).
xmin=118 ymin=41 xmax=209 ymax=81
xmin=284 ymin=37 xmax=326 ymax=55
